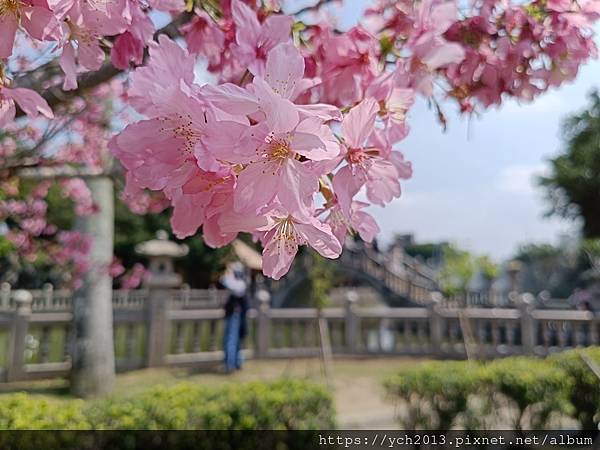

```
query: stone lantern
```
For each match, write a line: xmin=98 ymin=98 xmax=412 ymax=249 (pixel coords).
xmin=135 ymin=230 xmax=188 ymax=288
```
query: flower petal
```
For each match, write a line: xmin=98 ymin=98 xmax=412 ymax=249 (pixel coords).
xmin=342 ymin=97 xmax=379 ymax=148
xmin=5 ymin=88 xmax=53 ymax=120
xmin=295 ymin=218 xmax=342 ymax=259
xmin=264 ymin=42 xmax=304 ymax=99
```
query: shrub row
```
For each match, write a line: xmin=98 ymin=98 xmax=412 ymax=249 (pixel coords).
xmin=0 ymin=379 xmax=335 ymax=430
xmin=384 ymin=347 xmax=600 ymax=430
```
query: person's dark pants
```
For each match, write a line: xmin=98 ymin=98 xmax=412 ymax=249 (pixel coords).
xmin=223 ymin=312 xmax=242 ymax=371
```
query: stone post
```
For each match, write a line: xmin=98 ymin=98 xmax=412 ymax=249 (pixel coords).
xmin=0 ymin=282 xmax=11 ymax=309
xmin=429 ymin=292 xmax=444 ymax=356
xmin=517 ymin=293 xmax=536 ymax=355
xmin=42 ymin=283 xmax=53 ymax=308
xmin=344 ymin=291 xmax=359 ymax=353
xmin=145 ymin=284 xmax=171 ymax=368
xmin=7 ymin=290 xmax=33 ymax=382
xmin=71 ymin=176 xmax=116 ymax=397
xmin=255 ymin=289 xmax=271 ymax=359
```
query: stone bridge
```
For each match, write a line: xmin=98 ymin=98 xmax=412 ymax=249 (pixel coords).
xmin=268 ymin=242 xmax=439 ymax=308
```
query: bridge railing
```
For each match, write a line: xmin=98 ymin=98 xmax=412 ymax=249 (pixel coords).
xmin=0 ymin=283 xmax=598 ymax=382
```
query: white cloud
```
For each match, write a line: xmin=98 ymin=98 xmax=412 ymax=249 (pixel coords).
xmin=368 ymin=175 xmax=576 ymax=261
xmin=499 ymin=90 xmax=566 ymax=118
xmin=494 ymin=164 xmax=547 ymax=195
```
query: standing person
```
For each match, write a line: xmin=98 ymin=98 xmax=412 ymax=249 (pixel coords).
xmin=220 ymin=262 xmax=248 ymax=373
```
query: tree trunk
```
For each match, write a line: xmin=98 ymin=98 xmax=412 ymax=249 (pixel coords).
xmin=70 ymin=176 xmax=116 ymax=397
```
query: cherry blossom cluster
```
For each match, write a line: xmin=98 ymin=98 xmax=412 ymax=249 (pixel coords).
xmin=110 ymin=36 xmax=394 ymax=279
xmin=365 ymin=0 xmax=600 ymax=111
xmin=0 ymin=84 xmax=115 ymax=284
xmin=0 ymin=175 xmax=92 ymax=286
xmin=1 ymin=0 xmax=599 ymax=281
xmin=110 ymin=0 xmax=598 ymax=280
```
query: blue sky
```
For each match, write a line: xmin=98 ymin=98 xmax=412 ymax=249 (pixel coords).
xmin=312 ymin=0 xmax=600 ymax=260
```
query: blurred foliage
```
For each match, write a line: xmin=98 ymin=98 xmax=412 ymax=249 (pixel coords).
xmin=514 ymin=240 xmax=594 ymax=297
xmin=385 ymin=349 xmax=600 ymax=430
xmin=437 ymin=245 xmax=498 ymax=296
xmin=1 ymin=181 xmax=78 ymax=287
xmin=307 ymin=253 xmax=336 ymax=309
xmin=540 ymin=90 xmax=600 ymax=238
xmin=581 ymin=238 xmax=600 ymax=269
xmin=20 ymin=186 xmax=231 ymax=288
xmin=0 ymin=394 xmax=89 ymax=430
xmin=404 ymin=242 xmax=446 ymax=265
xmin=550 ymin=347 xmax=600 ymax=430
xmin=481 ymin=357 xmax=572 ymax=430
xmin=438 ymin=246 xmax=475 ymax=296
xmin=384 ymin=361 xmax=483 ymax=429
xmin=112 ymin=193 xmax=232 ymax=287
xmin=0 ymin=379 xmax=334 ymax=431
xmin=89 ymin=379 xmax=334 ymax=430
xmin=45 ymin=183 xmax=76 ymax=231
xmin=0 ymin=236 xmax=14 ymax=259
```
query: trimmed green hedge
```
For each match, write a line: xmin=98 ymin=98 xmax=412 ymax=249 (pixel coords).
xmin=0 ymin=379 xmax=335 ymax=430
xmin=385 ymin=348 xmax=600 ymax=430
xmin=0 ymin=394 xmax=90 ymax=430
xmin=550 ymin=347 xmax=600 ymax=430
xmin=384 ymin=361 xmax=482 ymax=430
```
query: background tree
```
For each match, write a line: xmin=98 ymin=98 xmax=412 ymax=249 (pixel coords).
xmin=514 ymin=242 xmax=580 ymax=298
xmin=437 ymin=245 xmax=498 ymax=297
xmin=540 ymin=91 xmax=600 ymax=238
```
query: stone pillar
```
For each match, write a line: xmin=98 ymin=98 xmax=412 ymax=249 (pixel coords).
xmin=255 ymin=290 xmax=271 ymax=359
xmin=70 ymin=176 xmax=116 ymax=398
xmin=0 ymin=282 xmax=11 ymax=309
xmin=507 ymin=260 xmax=522 ymax=297
xmin=145 ymin=284 xmax=171 ymax=368
xmin=7 ymin=290 xmax=33 ymax=382
xmin=517 ymin=293 xmax=536 ymax=355
xmin=344 ymin=291 xmax=359 ymax=353
xmin=429 ymin=292 xmax=444 ymax=356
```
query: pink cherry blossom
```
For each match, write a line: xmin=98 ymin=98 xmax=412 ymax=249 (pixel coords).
xmin=119 ymin=263 xmax=149 ymax=289
xmin=127 ymin=35 xmax=196 ymax=116
xmin=109 ymin=85 xmax=211 ymax=192
xmin=169 ymin=165 xmax=236 ymax=239
xmin=316 ymin=26 xmax=380 ymax=106
xmin=0 ymin=85 xmax=54 ymax=127
xmin=324 ymin=199 xmax=380 ymax=246
xmin=207 ymin=115 xmax=336 ymax=215
xmin=333 ymin=98 xmax=412 ymax=212
xmin=58 ymin=7 xmax=105 ymax=90
xmin=257 ymin=206 xmax=342 ymax=280
xmin=0 ymin=0 xmax=62 ymax=58
xmin=110 ymin=31 xmax=144 ymax=70
xmin=182 ymin=9 xmax=226 ymax=68
xmin=230 ymin=0 xmax=293 ymax=77
xmin=204 ymin=41 xmax=340 ymax=122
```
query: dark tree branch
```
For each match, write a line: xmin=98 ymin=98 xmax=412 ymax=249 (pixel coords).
xmin=15 ymin=12 xmax=192 ymax=117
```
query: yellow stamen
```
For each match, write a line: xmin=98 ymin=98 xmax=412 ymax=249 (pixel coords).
xmin=0 ymin=0 xmax=20 ymax=17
